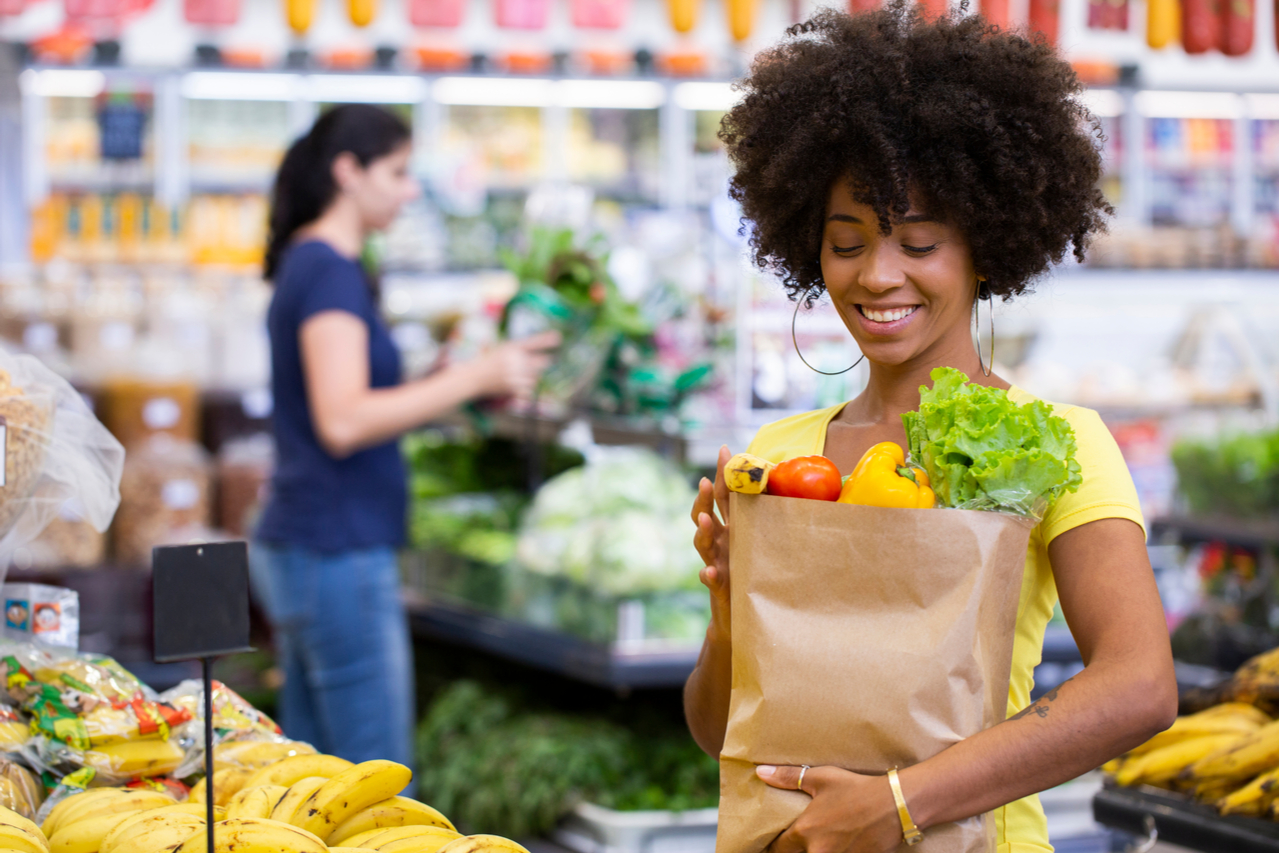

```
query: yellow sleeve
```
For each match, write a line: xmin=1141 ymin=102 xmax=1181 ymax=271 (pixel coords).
xmin=1038 ymin=406 xmax=1145 ymax=545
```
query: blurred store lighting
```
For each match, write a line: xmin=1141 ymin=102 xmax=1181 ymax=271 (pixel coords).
xmin=1244 ymin=93 xmax=1280 ymax=119
xmin=431 ymin=77 xmax=663 ymax=109
xmin=1136 ymin=91 xmax=1244 ymax=119
xmin=672 ymin=81 xmax=738 ymax=112
xmin=433 ymin=76 xmax=555 ymax=107
xmin=19 ymin=69 xmax=105 ymax=99
xmin=1078 ymin=88 xmax=1123 ymax=118
xmin=556 ymin=80 xmax=664 ymax=109
xmin=181 ymin=72 xmax=300 ymax=101
xmin=303 ymin=75 xmax=427 ymax=104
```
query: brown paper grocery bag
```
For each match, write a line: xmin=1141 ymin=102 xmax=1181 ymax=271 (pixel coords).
xmin=717 ymin=493 xmax=1033 ymax=853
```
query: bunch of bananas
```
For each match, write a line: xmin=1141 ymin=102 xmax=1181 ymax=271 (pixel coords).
xmin=1105 ymin=648 xmax=1280 ymax=821
xmin=13 ymin=748 xmax=530 ymax=853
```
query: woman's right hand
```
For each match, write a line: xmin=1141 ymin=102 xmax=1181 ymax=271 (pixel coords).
xmin=693 ymin=445 xmax=733 ymax=638
xmin=472 ymin=331 xmax=562 ymax=404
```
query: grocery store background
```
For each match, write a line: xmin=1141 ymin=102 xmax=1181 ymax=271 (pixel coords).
xmin=0 ymin=0 xmax=1276 ymax=850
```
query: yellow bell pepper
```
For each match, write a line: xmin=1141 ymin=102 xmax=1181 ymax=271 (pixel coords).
xmin=838 ymin=441 xmax=935 ymax=509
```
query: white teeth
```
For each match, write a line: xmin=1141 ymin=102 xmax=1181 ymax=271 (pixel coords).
xmin=861 ymin=306 xmax=918 ymax=323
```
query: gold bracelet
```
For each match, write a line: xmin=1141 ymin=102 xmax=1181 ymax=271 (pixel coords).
xmin=887 ymin=768 xmax=924 ymax=847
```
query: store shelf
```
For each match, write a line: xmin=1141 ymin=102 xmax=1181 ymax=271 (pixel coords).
xmin=1149 ymin=515 xmax=1279 ymax=549
xmin=1092 ymin=783 xmax=1278 ymax=853
xmin=404 ymin=595 xmax=699 ymax=691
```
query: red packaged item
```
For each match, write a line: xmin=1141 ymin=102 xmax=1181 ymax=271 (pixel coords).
xmin=409 ymin=0 xmax=465 ymax=26
xmin=1028 ymin=0 xmax=1060 ymax=42
xmin=1182 ymin=0 xmax=1221 ymax=52
xmin=917 ymin=0 xmax=948 ymax=18
xmin=184 ymin=0 xmax=238 ymax=24
xmin=849 ymin=0 xmax=879 ymax=12
xmin=980 ymin=0 xmax=1009 ymax=27
xmin=571 ymin=0 xmax=627 ymax=27
xmin=1220 ymin=0 xmax=1253 ymax=54
xmin=0 ymin=0 xmax=28 ymax=17
xmin=494 ymin=0 xmax=549 ymax=29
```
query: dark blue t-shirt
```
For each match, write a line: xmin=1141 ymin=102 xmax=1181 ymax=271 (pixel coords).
xmin=256 ymin=240 xmax=406 ymax=551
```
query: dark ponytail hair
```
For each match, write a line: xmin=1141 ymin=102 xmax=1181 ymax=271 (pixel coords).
xmin=264 ymin=104 xmax=412 ymax=280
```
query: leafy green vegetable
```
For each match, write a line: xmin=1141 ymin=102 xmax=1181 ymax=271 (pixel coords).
xmin=902 ymin=367 xmax=1082 ymax=518
xmin=416 ymin=681 xmax=719 ymax=836
xmin=1171 ymin=429 xmax=1279 ymax=518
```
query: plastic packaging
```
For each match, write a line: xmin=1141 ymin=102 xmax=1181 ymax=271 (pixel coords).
xmin=2 ymin=584 xmax=79 ymax=649
xmin=163 ymin=679 xmax=284 ymax=778
xmin=113 ymin=436 xmax=211 ymax=567
xmin=0 ymin=758 xmax=43 ymax=819
xmin=16 ymin=498 xmax=106 ymax=570
xmin=0 ymin=345 xmax=124 ymax=576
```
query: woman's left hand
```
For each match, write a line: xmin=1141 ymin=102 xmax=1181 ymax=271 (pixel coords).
xmin=757 ymin=764 xmax=904 ymax=853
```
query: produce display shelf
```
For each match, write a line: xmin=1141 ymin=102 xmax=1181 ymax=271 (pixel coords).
xmin=1149 ymin=515 xmax=1279 ymax=550
xmin=1091 ymin=784 xmax=1278 ymax=853
xmin=404 ymin=595 xmax=700 ymax=691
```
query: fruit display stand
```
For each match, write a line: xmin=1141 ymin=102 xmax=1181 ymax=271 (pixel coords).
xmin=1092 ymin=783 xmax=1278 ymax=853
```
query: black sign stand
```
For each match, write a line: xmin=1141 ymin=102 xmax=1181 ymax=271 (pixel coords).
xmin=152 ymin=542 xmax=254 ymax=852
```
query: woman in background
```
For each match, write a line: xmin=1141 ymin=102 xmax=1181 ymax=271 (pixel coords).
xmin=254 ymin=104 xmax=558 ymax=767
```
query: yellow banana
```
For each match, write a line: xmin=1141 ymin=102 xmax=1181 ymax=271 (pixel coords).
xmin=173 ymin=817 xmax=327 ymax=853
xmin=1188 ymin=702 xmax=1272 ymax=724
xmin=1187 ymin=720 xmax=1280 ymax=783
xmin=242 ymin=754 xmax=353 ymax=790
xmin=1116 ymin=734 xmax=1251 ymax=787
xmin=269 ymin=777 xmax=329 ymax=824
xmin=224 ymin=786 xmax=286 ymax=821
xmin=1128 ymin=710 xmax=1265 ymax=757
xmin=294 ymin=760 xmax=413 ymax=840
xmin=355 ymin=825 xmax=460 ymax=850
xmin=328 ymin=796 xmax=455 ymax=844
xmin=42 ymin=790 xmax=127 ymax=838
xmin=100 ymin=803 xmax=212 ymax=850
xmin=0 ymin=722 xmax=29 ymax=752
xmin=102 ymin=812 xmax=203 ymax=853
xmin=49 ymin=810 xmax=147 ymax=853
xmin=0 ymin=804 xmax=49 ymax=852
xmin=1192 ymin=774 xmax=1240 ymax=804
xmin=214 ymin=741 xmax=315 ymax=769
xmin=378 ymin=829 xmax=468 ymax=853
xmin=83 ymin=741 xmax=184 ymax=779
xmin=330 ymin=849 xmax=372 ymax=852
xmin=1218 ymin=768 xmax=1280 ymax=817
xmin=56 ymin=790 xmax=175 ymax=831
xmin=724 ymin=454 xmax=773 ymax=495
xmin=188 ymin=767 xmax=256 ymax=809
xmin=0 ymin=821 xmax=49 ymax=853
xmin=436 ymin=835 xmax=532 ymax=853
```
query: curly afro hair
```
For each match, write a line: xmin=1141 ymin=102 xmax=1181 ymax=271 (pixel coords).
xmin=721 ymin=2 xmax=1112 ymax=302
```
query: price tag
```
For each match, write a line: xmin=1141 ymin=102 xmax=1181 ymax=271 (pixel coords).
xmin=152 ymin=542 xmax=253 ymax=662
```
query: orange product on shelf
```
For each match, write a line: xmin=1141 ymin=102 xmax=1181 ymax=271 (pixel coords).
xmin=1028 ymin=0 xmax=1060 ymax=43
xmin=572 ymin=0 xmax=628 ymax=28
xmin=30 ymin=26 xmax=94 ymax=64
xmin=849 ymin=0 xmax=881 ymax=13
xmin=1181 ymin=0 xmax=1220 ymax=52
xmin=116 ymin=193 xmax=143 ymax=263
xmin=28 ymin=197 xmax=64 ymax=264
xmin=412 ymin=45 xmax=470 ymax=70
xmin=184 ymin=0 xmax=239 ymax=25
xmin=656 ymin=48 xmax=707 ymax=76
xmin=501 ymin=50 xmax=553 ymax=72
xmin=349 ymin=0 xmax=376 ymax=25
xmin=324 ymin=46 xmax=375 ymax=68
xmin=667 ymin=0 xmax=699 ymax=33
xmin=578 ymin=49 xmax=634 ymax=75
xmin=220 ymin=47 xmax=267 ymax=67
xmin=1220 ymin=0 xmax=1253 ymax=54
xmin=1071 ymin=58 xmax=1120 ymax=84
xmin=101 ymin=378 xmax=201 ymax=451
xmin=1147 ymin=0 xmax=1181 ymax=47
xmin=284 ymin=0 xmax=315 ymax=34
xmin=727 ymin=0 xmax=756 ymax=40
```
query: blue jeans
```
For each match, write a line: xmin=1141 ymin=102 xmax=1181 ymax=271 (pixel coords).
xmin=250 ymin=543 xmax=415 ymax=769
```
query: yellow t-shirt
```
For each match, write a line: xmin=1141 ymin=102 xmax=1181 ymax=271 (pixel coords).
xmin=745 ymin=386 xmax=1144 ymax=853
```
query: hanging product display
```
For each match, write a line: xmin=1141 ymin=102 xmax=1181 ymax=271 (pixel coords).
xmin=1088 ymin=0 xmax=1128 ymax=30
xmin=1028 ymin=0 xmax=1060 ymax=43
xmin=183 ymin=0 xmax=238 ymax=25
xmin=349 ymin=0 xmax=376 ymax=26
xmin=980 ymin=0 xmax=1010 ymax=28
xmin=848 ymin=0 xmax=880 ymax=14
xmin=667 ymin=0 xmax=699 ymax=33
xmin=1220 ymin=0 xmax=1254 ymax=54
xmin=727 ymin=0 xmax=757 ymax=40
xmin=1182 ymin=0 xmax=1221 ymax=52
xmin=284 ymin=0 xmax=315 ymax=34
xmin=1147 ymin=0 xmax=1181 ymax=47
xmin=494 ymin=0 xmax=549 ymax=29
xmin=918 ymin=0 xmax=949 ymax=19
xmin=571 ymin=0 xmax=628 ymax=29
xmin=409 ymin=0 xmax=465 ymax=27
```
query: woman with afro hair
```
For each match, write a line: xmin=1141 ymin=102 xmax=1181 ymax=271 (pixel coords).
xmin=686 ymin=4 xmax=1177 ymax=852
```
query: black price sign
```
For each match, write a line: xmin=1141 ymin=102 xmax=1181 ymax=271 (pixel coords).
xmin=152 ymin=542 xmax=253 ymax=663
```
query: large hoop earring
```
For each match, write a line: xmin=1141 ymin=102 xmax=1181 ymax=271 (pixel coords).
xmin=974 ymin=283 xmax=994 ymax=378
xmin=792 ymin=288 xmax=865 ymax=376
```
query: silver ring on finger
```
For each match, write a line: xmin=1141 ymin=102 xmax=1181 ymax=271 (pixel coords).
xmin=797 ymin=765 xmax=810 ymax=792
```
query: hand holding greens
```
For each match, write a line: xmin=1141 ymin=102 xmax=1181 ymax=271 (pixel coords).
xmin=902 ymin=367 xmax=1082 ymax=519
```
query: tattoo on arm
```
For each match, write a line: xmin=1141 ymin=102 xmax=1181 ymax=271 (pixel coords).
xmin=1007 ymin=677 xmax=1075 ymax=722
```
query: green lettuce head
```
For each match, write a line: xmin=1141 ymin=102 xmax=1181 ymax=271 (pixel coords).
xmin=901 ymin=367 xmax=1082 ymax=519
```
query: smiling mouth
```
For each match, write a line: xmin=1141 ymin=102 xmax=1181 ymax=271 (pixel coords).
xmin=857 ymin=305 xmax=919 ymax=323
